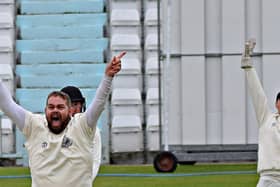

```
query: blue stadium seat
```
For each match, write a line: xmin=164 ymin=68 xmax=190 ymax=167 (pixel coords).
xmin=18 ymin=50 xmax=105 ymax=64
xmin=19 ymin=25 xmax=104 ymax=39
xmin=20 ymin=0 xmax=104 ymax=15
xmin=16 ymin=38 xmax=108 ymax=52
xmin=17 ymin=14 xmax=107 ymax=28
xmin=16 ymin=63 xmax=105 ymax=75
xmin=18 ymin=74 xmax=104 ymax=88
xmin=16 ymin=63 xmax=105 ymax=88
xmin=16 ymin=39 xmax=108 ymax=64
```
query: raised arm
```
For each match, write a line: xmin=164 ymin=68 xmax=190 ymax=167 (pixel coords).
xmin=241 ymin=40 xmax=270 ymax=126
xmin=0 ymin=80 xmax=27 ymax=130
xmin=85 ymin=51 xmax=126 ymax=128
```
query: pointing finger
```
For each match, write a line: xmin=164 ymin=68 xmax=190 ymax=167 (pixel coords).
xmin=117 ymin=51 xmax=127 ymax=59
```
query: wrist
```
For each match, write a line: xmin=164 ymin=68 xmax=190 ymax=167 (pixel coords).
xmin=104 ymin=74 xmax=113 ymax=81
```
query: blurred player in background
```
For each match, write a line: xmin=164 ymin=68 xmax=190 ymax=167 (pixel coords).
xmin=61 ymin=85 xmax=102 ymax=182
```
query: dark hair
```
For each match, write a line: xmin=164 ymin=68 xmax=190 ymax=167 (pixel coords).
xmin=60 ymin=86 xmax=86 ymax=112
xmin=277 ymin=92 xmax=280 ymax=102
xmin=46 ymin=91 xmax=71 ymax=107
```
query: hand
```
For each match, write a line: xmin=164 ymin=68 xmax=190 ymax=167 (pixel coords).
xmin=241 ymin=39 xmax=256 ymax=69
xmin=105 ymin=51 xmax=126 ymax=77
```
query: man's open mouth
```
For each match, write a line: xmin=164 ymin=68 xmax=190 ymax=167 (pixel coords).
xmin=51 ymin=115 xmax=61 ymax=128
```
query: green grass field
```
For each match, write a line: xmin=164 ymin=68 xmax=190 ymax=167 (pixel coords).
xmin=0 ymin=163 xmax=259 ymax=187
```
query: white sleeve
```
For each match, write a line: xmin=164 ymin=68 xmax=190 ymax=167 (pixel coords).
xmin=245 ymin=68 xmax=271 ymax=126
xmin=85 ymin=75 xmax=112 ymax=129
xmin=92 ymin=128 xmax=102 ymax=181
xmin=0 ymin=80 xmax=27 ymax=130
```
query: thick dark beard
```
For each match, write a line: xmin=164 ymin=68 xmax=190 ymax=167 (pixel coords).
xmin=47 ymin=116 xmax=71 ymax=134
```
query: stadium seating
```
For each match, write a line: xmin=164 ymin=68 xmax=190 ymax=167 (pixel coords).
xmin=19 ymin=0 xmax=104 ymax=14
xmin=0 ymin=13 xmax=13 ymax=40
xmin=112 ymin=58 xmax=142 ymax=90
xmin=0 ymin=64 xmax=13 ymax=94
xmin=145 ymin=56 xmax=159 ymax=88
xmin=16 ymin=0 xmax=108 ymax=110
xmin=0 ymin=116 xmax=14 ymax=154
xmin=111 ymin=9 xmax=140 ymax=26
xmin=17 ymin=14 xmax=107 ymax=28
xmin=0 ymin=37 xmax=13 ymax=66
xmin=146 ymin=114 xmax=159 ymax=151
xmin=111 ymin=115 xmax=143 ymax=152
xmin=145 ymin=7 xmax=158 ymax=26
xmin=110 ymin=0 xmax=145 ymax=154
xmin=145 ymin=88 xmax=159 ymax=151
xmin=0 ymin=0 xmax=15 ymax=156
xmin=109 ymin=0 xmax=160 ymax=156
xmin=0 ymin=11 xmax=14 ymax=66
xmin=144 ymin=0 xmax=160 ymax=152
xmin=111 ymin=88 xmax=143 ymax=121
xmin=0 ymin=0 xmax=14 ymax=14
xmin=146 ymin=88 xmax=159 ymax=116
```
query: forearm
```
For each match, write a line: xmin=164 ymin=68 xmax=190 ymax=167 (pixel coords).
xmin=245 ymin=68 xmax=270 ymax=125
xmin=85 ymin=75 xmax=112 ymax=128
xmin=0 ymin=80 xmax=26 ymax=130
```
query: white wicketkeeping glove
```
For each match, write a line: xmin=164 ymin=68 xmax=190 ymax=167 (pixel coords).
xmin=241 ymin=39 xmax=256 ymax=69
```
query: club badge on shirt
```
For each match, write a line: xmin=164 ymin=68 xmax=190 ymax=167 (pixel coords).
xmin=41 ymin=141 xmax=48 ymax=149
xmin=62 ymin=135 xmax=73 ymax=148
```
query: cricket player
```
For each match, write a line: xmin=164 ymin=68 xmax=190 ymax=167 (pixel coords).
xmin=0 ymin=51 xmax=126 ymax=187
xmin=60 ymin=85 xmax=102 ymax=182
xmin=241 ymin=40 xmax=280 ymax=187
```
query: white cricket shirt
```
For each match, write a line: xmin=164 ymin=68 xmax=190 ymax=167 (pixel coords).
xmin=246 ymin=68 xmax=280 ymax=173
xmin=23 ymin=112 xmax=95 ymax=187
